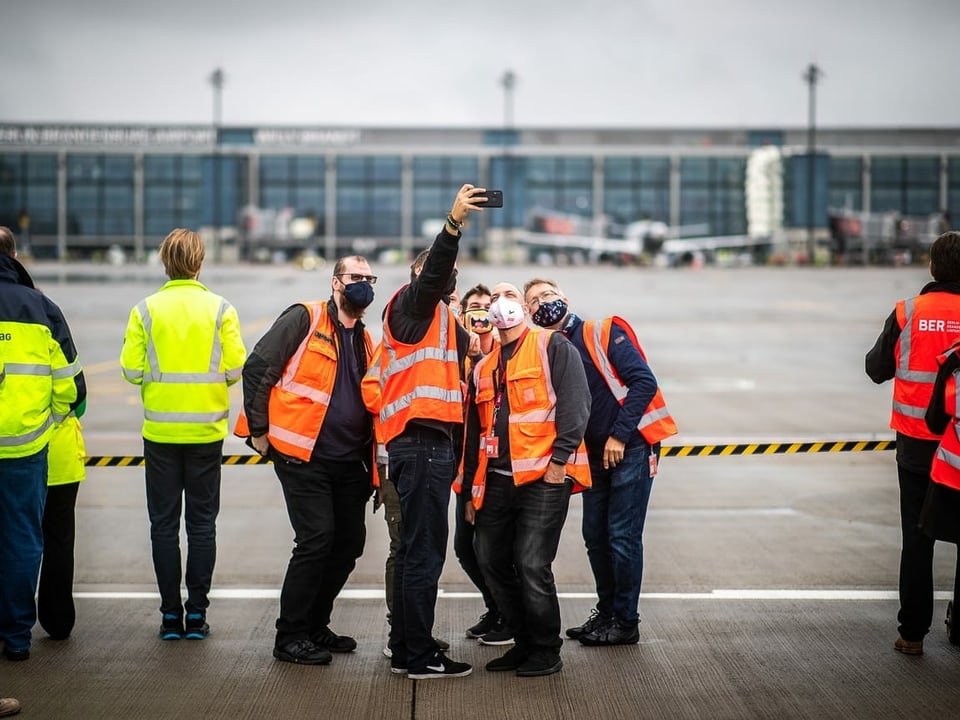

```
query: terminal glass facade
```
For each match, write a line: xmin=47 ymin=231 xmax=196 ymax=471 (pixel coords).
xmin=0 ymin=153 xmax=58 ymax=236
xmin=870 ymin=156 xmax=940 ymax=216
xmin=950 ymin=158 xmax=960 ymax=220
xmin=827 ymin=156 xmax=863 ymax=211
xmin=679 ymin=157 xmax=747 ymax=236
xmin=66 ymin=154 xmax=135 ymax=237
xmin=144 ymin=155 xmax=203 ymax=236
xmin=412 ymin=156 xmax=479 ymax=237
xmin=259 ymin=155 xmax=326 ymax=233
xmin=336 ymin=155 xmax=402 ymax=238
xmin=603 ymin=157 xmax=671 ymax=225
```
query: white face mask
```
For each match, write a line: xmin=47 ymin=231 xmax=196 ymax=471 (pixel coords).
xmin=488 ymin=297 xmax=525 ymax=329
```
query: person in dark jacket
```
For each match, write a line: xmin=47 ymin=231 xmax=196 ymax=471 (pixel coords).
xmin=524 ymin=277 xmax=676 ymax=646
xmin=866 ymin=230 xmax=960 ymax=655
xmin=0 ymin=227 xmax=86 ymax=661
xmin=379 ymin=184 xmax=488 ymax=680
xmin=240 ymin=255 xmax=375 ymax=665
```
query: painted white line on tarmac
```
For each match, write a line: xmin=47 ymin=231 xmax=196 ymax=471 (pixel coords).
xmin=73 ymin=589 xmax=954 ymax=601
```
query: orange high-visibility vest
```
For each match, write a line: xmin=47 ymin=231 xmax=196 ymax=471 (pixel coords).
xmin=378 ymin=289 xmax=463 ymax=444
xmin=892 ymin=294 xmax=960 ymax=440
xmin=469 ymin=329 xmax=590 ymax=510
xmin=234 ymin=301 xmax=373 ymax=461
xmin=930 ymin=346 xmax=960 ymax=491
xmin=581 ymin=316 xmax=677 ymax=444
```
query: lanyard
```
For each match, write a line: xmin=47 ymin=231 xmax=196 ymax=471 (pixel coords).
xmin=491 ymin=327 xmax=528 ymax=429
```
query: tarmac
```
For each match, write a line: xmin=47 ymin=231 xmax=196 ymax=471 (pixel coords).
xmin=4 ymin=259 xmax=960 ymax=719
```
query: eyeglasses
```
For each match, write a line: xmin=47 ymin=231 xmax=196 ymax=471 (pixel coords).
xmin=335 ymin=273 xmax=378 ymax=285
xmin=528 ymin=289 xmax=560 ymax=310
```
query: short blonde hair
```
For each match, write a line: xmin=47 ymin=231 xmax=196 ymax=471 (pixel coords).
xmin=158 ymin=229 xmax=205 ymax=279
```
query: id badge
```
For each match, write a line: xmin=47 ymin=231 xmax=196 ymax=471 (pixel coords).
xmin=484 ymin=436 xmax=500 ymax=457
xmin=649 ymin=452 xmax=658 ymax=478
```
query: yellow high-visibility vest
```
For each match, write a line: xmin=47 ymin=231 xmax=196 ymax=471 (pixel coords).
xmin=120 ymin=279 xmax=247 ymax=444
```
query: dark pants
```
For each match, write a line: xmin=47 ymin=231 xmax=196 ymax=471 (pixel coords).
xmin=583 ymin=443 xmax=654 ymax=625
xmin=39 ymin=481 xmax=80 ymax=640
xmin=0 ymin=447 xmax=47 ymax=652
xmin=387 ymin=426 xmax=456 ymax=671
xmin=143 ymin=439 xmax=222 ymax=617
xmin=896 ymin=463 xmax=960 ymax=641
xmin=380 ymin=469 xmax=401 ymax=623
xmin=474 ymin=473 xmax=572 ymax=654
xmin=453 ymin=490 xmax=499 ymax=615
xmin=274 ymin=457 xmax=370 ymax=647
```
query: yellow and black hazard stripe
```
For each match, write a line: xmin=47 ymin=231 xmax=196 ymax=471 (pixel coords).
xmin=659 ymin=439 xmax=893 ymax=458
xmin=83 ymin=439 xmax=895 ymax=467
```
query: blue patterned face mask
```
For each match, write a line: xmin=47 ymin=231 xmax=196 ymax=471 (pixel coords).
xmin=531 ymin=298 xmax=568 ymax=328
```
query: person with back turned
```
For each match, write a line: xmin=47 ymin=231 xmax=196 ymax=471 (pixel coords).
xmin=121 ymin=229 xmax=247 ymax=641
xmin=866 ymin=230 xmax=960 ymax=655
xmin=0 ymin=226 xmax=85 ymax=661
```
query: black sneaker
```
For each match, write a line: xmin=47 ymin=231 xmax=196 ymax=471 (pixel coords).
xmin=159 ymin=613 xmax=184 ymax=641
xmin=478 ymin=617 xmax=514 ymax=646
xmin=2 ymin=646 xmax=30 ymax=661
xmin=484 ymin=645 xmax=530 ymax=672
xmin=184 ymin=613 xmax=209 ymax=640
xmin=311 ymin=626 xmax=357 ymax=653
xmin=565 ymin=609 xmax=610 ymax=639
xmin=407 ymin=652 xmax=472 ymax=680
xmin=516 ymin=650 xmax=563 ymax=677
xmin=273 ymin=639 xmax=333 ymax=665
xmin=466 ymin=611 xmax=499 ymax=638
xmin=579 ymin=619 xmax=639 ymax=646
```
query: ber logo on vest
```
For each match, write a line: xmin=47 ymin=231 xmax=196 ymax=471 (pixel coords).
xmin=918 ymin=319 xmax=960 ymax=333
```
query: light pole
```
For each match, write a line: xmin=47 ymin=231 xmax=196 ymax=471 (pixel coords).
xmin=209 ymin=68 xmax=225 ymax=262
xmin=500 ymin=70 xmax=516 ymax=231
xmin=803 ymin=63 xmax=823 ymax=264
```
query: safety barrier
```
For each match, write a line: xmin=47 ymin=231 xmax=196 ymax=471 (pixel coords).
xmin=83 ymin=439 xmax=894 ymax=467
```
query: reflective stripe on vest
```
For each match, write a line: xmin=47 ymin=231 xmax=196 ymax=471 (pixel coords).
xmin=0 ymin=414 xmax=53 ymax=447
xmin=137 ymin=298 xmax=230 ymax=387
xmin=264 ymin=302 xmax=339 ymax=460
xmin=931 ymin=370 xmax=960 ymax=491
xmin=469 ymin=330 xmax=590 ymax=510
xmin=379 ymin=293 xmax=463 ymax=443
xmin=582 ymin=317 xmax=678 ymax=444
xmin=891 ymin=294 xmax=960 ymax=440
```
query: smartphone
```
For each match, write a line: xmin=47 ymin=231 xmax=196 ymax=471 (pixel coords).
xmin=475 ymin=190 xmax=503 ymax=208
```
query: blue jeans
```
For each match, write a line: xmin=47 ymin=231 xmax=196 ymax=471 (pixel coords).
xmin=475 ymin=473 xmax=573 ymax=653
xmin=583 ymin=443 xmax=654 ymax=625
xmin=144 ymin=439 xmax=222 ymax=617
xmin=387 ymin=425 xmax=456 ymax=671
xmin=0 ymin=447 xmax=48 ymax=651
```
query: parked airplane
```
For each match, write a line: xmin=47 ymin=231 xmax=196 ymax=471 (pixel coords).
xmin=519 ymin=209 xmax=765 ymax=266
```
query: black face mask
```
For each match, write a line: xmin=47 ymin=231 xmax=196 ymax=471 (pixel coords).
xmin=343 ymin=281 xmax=375 ymax=309
xmin=532 ymin=298 xmax=568 ymax=328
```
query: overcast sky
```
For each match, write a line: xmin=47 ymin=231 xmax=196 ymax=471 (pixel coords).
xmin=2 ymin=0 xmax=957 ymax=129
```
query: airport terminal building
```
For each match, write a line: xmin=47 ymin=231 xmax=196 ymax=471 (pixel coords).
xmin=0 ymin=123 xmax=958 ymax=260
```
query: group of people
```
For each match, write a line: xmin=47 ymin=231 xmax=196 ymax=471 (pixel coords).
xmin=5 ymin=195 xmax=960 ymax=712
xmin=0 ymin=181 xmax=676 ymax=689
xmin=867 ymin=229 xmax=960 ymax=656
xmin=231 ymin=183 xmax=677 ymax=679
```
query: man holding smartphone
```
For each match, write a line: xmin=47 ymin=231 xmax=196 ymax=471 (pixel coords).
xmin=378 ymin=184 xmax=490 ymax=679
